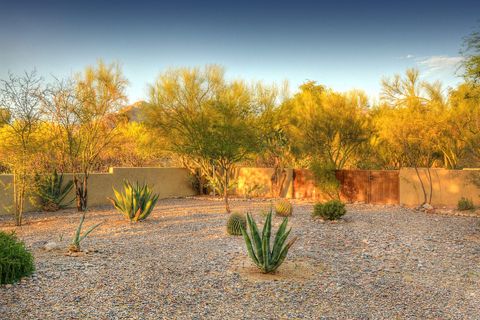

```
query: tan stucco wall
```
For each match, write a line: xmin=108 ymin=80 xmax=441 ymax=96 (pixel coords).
xmin=399 ymin=168 xmax=480 ymax=207
xmin=0 ymin=167 xmax=196 ymax=215
xmin=235 ymin=167 xmax=294 ymax=198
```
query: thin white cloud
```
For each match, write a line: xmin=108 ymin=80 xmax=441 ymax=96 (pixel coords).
xmin=405 ymin=54 xmax=415 ymax=59
xmin=417 ymin=55 xmax=464 ymax=74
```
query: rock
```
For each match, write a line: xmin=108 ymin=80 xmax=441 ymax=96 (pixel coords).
xmin=422 ymin=203 xmax=434 ymax=210
xmin=43 ymin=242 xmax=62 ymax=251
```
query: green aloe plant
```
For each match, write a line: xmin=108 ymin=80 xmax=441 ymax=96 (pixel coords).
xmin=109 ymin=180 xmax=159 ymax=222
xmin=69 ymin=213 xmax=102 ymax=252
xmin=240 ymin=209 xmax=297 ymax=274
xmin=35 ymin=171 xmax=74 ymax=212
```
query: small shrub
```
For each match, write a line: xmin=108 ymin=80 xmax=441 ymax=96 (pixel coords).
xmin=0 ymin=231 xmax=35 ymax=284
xmin=457 ymin=197 xmax=475 ymax=211
xmin=109 ymin=180 xmax=159 ymax=222
xmin=69 ymin=213 xmax=103 ymax=252
xmin=240 ymin=209 xmax=297 ymax=274
xmin=226 ymin=212 xmax=246 ymax=236
xmin=313 ymin=200 xmax=346 ymax=220
xmin=275 ymin=199 xmax=293 ymax=217
xmin=34 ymin=171 xmax=74 ymax=212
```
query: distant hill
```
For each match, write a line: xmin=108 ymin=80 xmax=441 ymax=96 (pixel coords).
xmin=118 ymin=101 xmax=147 ymax=122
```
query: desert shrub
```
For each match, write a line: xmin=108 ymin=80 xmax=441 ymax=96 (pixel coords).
xmin=240 ymin=209 xmax=297 ymax=273
xmin=34 ymin=171 xmax=74 ymax=212
xmin=0 ymin=231 xmax=35 ymax=284
xmin=457 ymin=197 xmax=475 ymax=211
xmin=226 ymin=212 xmax=246 ymax=236
xmin=313 ymin=200 xmax=346 ymax=220
xmin=109 ymin=180 xmax=159 ymax=222
xmin=275 ymin=199 xmax=293 ymax=217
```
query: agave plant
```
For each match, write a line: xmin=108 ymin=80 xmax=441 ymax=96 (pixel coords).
xmin=69 ymin=213 xmax=102 ymax=252
xmin=240 ymin=210 xmax=297 ymax=274
xmin=109 ymin=180 xmax=159 ymax=222
xmin=35 ymin=171 xmax=74 ymax=212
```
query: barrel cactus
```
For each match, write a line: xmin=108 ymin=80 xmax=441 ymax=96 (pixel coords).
xmin=275 ymin=199 xmax=292 ymax=217
xmin=227 ymin=212 xmax=247 ymax=236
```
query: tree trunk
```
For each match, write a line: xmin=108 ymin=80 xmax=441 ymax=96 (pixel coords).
xmin=426 ymin=167 xmax=433 ymax=204
xmin=224 ymin=168 xmax=230 ymax=213
xmin=74 ymin=174 xmax=88 ymax=212
xmin=414 ymin=167 xmax=427 ymax=205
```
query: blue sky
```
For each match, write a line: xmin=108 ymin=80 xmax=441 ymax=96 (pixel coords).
xmin=1 ymin=0 xmax=479 ymax=103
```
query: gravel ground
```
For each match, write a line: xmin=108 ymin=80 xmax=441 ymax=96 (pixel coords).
xmin=1 ymin=198 xmax=479 ymax=319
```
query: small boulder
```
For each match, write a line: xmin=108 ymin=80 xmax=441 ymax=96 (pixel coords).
xmin=43 ymin=242 xmax=62 ymax=251
xmin=422 ymin=203 xmax=434 ymax=210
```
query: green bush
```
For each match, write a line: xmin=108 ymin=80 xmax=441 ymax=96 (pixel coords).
xmin=226 ymin=212 xmax=246 ymax=236
xmin=0 ymin=231 xmax=35 ymax=284
xmin=313 ymin=200 xmax=346 ymax=220
xmin=457 ymin=197 xmax=475 ymax=211
xmin=109 ymin=180 xmax=159 ymax=222
xmin=240 ymin=209 xmax=297 ymax=274
xmin=34 ymin=171 xmax=74 ymax=212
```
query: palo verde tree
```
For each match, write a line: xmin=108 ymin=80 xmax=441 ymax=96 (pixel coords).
xmin=251 ymin=82 xmax=292 ymax=197
xmin=377 ymin=68 xmax=445 ymax=204
xmin=284 ymin=81 xmax=372 ymax=198
xmin=44 ymin=61 xmax=128 ymax=211
xmin=0 ymin=71 xmax=45 ymax=225
xmin=146 ymin=65 xmax=259 ymax=212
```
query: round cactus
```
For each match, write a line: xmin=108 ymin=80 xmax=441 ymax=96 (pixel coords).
xmin=275 ymin=199 xmax=293 ymax=217
xmin=226 ymin=212 xmax=247 ymax=236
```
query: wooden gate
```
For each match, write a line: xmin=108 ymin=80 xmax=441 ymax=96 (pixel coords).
xmin=293 ymin=169 xmax=399 ymax=204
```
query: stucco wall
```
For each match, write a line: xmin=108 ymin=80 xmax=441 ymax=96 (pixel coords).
xmin=235 ymin=167 xmax=294 ymax=198
xmin=399 ymin=168 xmax=480 ymax=207
xmin=0 ymin=167 xmax=196 ymax=215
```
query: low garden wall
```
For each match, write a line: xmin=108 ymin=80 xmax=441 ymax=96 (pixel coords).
xmin=399 ymin=168 xmax=480 ymax=207
xmin=0 ymin=167 xmax=196 ymax=215
xmin=1 ymin=166 xmax=479 ymax=215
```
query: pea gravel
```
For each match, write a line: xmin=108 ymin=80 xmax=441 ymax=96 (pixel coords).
xmin=0 ymin=198 xmax=479 ymax=319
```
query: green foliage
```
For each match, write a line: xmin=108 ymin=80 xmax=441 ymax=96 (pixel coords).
xmin=274 ymin=199 xmax=292 ymax=217
xmin=0 ymin=231 xmax=35 ymax=284
xmin=226 ymin=212 xmax=247 ymax=236
xmin=461 ymin=27 xmax=480 ymax=84
xmin=109 ymin=180 xmax=159 ymax=222
xmin=34 ymin=171 xmax=74 ymax=212
xmin=457 ymin=197 xmax=475 ymax=211
xmin=240 ymin=210 xmax=297 ymax=274
xmin=69 ymin=212 xmax=102 ymax=252
xmin=313 ymin=200 xmax=346 ymax=220
xmin=310 ymin=161 xmax=340 ymax=200
xmin=285 ymin=82 xmax=372 ymax=169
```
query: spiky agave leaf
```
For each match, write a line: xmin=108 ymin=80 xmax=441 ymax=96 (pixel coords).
xmin=110 ymin=180 xmax=159 ymax=222
xmin=241 ymin=209 xmax=296 ymax=273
